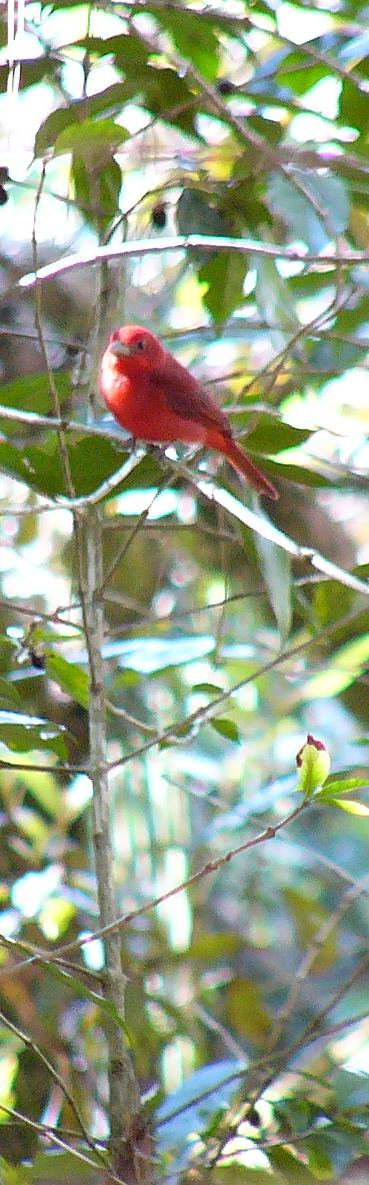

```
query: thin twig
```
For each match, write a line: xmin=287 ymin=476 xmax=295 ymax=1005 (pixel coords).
xmin=0 ymin=1102 xmax=124 ymax=1184
xmin=1 ymin=798 xmax=309 ymax=976
xmin=0 ymin=1008 xmax=101 ymax=1162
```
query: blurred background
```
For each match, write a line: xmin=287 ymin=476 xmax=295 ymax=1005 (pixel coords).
xmin=1 ymin=1 xmax=369 ymax=1181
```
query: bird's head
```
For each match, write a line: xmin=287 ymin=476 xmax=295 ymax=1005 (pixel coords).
xmin=107 ymin=325 xmax=165 ymax=369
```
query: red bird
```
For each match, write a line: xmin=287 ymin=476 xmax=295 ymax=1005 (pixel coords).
xmin=100 ymin=325 xmax=278 ymax=500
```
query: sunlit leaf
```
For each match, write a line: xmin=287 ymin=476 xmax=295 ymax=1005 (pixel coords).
xmin=301 ymin=634 xmax=369 ymax=701
xmin=153 ymin=8 xmax=220 ymax=79
xmin=0 ymin=1157 xmax=31 ymax=1184
xmin=34 ymin=84 xmax=129 ymax=156
xmin=330 ymin=798 xmax=369 ymax=815
xmin=73 ymin=31 xmax=149 ymax=70
xmin=54 ymin=118 xmax=126 ymax=163
xmin=320 ymin=775 xmax=369 ymax=798
xmin=210 ymin=717 xmax=240 ymax=742
xmin=0 ymin=373 xmax=71 ymax=418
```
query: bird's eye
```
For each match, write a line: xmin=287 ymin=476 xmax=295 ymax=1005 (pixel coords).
xmin=136 ymin=339 xmax=146 ymax=352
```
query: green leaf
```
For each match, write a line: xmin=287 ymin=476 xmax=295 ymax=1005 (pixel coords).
xmin=330 ymin=798 xmax=369 ymax=816
xmin=0 ymin=372 xmax=71 ymax=419
xmin=301 ymin=634 xmax=369 ymax=702
xmin=0 ymin=711 xmax=67 ymax=757
xmin=34 ymin=84 xmax=129 ymax=156
xmin=35 ymin=105 xmax=81 ymax=157
xmin=46 ymin=654 xmax=90 ymax=709
xmin=29 ymin=1148 xmax=104 ymax=1179
xmin=192 ymin=682 xmax=224 ymax=695
xmin=255 ymin=256 xmax=299 ymax=348
xmin=268 ymin=171 xmax=350 ymax=251
xmin=268 ymin=1145 xmax=316 ymax=1182
xmin=138 ymin=67 xmax=199 ymax=137
xmin=73 ymin=32 xmax=149 ymax=71
xmin=177 ymin=189 xmax=229 ymax=240
xmin=313 ymin=577 xmax=354 ymax=629
xmin=0 ymin=1158 xmax=30 ymax=1184
xmin=339 ymin=79 xmax=368 ymax=136
xmin=256 ymin=532 xmax=292 ymax=641
xmin=320 ymin=775 xmax=369 ymax=798
xmin=240 ymin=415 xmax=312 ymax=455
xmin=17 ymin=768 xmax=62 ymax=817
xmin=186 ymin=932 xmax=243 ymax=960
xmin=333 ymin=1068 xmax=369 ymax=1107
xmin=0 ymin=433 xmax=129 ymax=500
xmin=71 ymin=156 xmax=121 ymax=231
xmin=0 ymin=636 xmax=16 ymax=670
xmin=227 ymin=977 xmax=272 ymax=1043
xmin=200 ymin=252 xmax=248 ymax=323
xmin=153 ymin=8 xmax=220 ymax=80
xmin=0 ymin=439 xmax=65 ymax=497
xmin=68 ymin=435 xmax=130 ymax=497
xmin=268 ymin=462 xmax=335 ymax=489
xmin=210 ymin=717 xmax=240 ymax=742
xmin=278 ymin=50 xmax=332 ymax=96
xmin=54 ymin=118 xmax=126 ymax=163
xmin=304 ymin=1133 xmax=334 ymax=1179
xmin=113 ymin=668 xmax=141 ymax=689
xmin=0 ymin=678 xmax=22 ymax=711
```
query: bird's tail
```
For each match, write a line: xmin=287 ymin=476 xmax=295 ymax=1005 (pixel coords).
xmin=224 ymin=438 xmax=279 ymax=501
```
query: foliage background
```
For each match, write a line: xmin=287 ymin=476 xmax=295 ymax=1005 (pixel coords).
xmin=1 ymin=0 xmax=369 ymax=1181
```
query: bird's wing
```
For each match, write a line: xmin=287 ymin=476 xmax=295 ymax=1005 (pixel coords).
xmin=150 ymin=355 xmax=232 ymax=439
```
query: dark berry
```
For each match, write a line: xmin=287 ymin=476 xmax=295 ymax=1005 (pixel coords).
xmin=217 ymin=80 xmax=235 ymax=95
xmin=152 ymin=201 xmax=167 ymax=229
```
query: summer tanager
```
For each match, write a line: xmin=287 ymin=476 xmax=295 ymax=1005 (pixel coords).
xmin=100 ymin=325 xmax=278 ymax=500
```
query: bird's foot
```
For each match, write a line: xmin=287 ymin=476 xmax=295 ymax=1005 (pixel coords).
xmin=144 ymin=444 xmax=169 ymax=462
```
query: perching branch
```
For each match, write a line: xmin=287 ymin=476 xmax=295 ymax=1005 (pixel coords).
xmin=18 ymin=234 xmax=368 ymax=291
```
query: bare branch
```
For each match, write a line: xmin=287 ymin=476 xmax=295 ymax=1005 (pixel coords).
xmin=18 ymin=235 xmax=367 ymax=290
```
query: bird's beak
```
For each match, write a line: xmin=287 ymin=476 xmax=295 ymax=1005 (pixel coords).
xmin=109 ymin=340 xmax=133 ymax=358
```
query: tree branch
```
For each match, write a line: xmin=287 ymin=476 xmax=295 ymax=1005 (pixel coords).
xmin=18 ymin=235 xmax=367 ymax=291
xmin=76 ymin=201 xmax=142 ymax=1178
